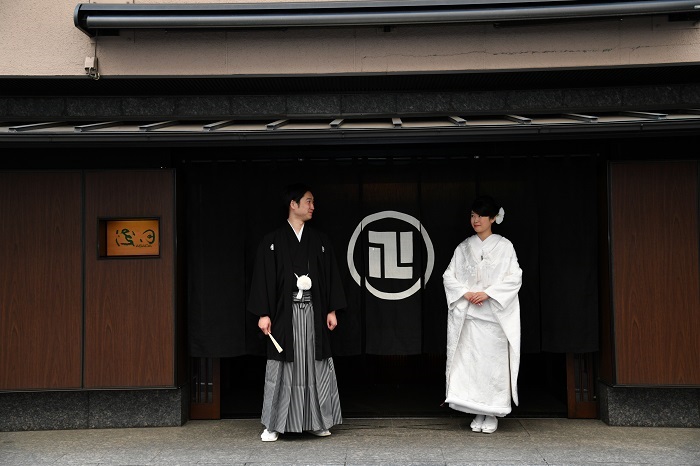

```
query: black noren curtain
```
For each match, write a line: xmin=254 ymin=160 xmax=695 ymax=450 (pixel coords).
xmin=536 ymin=156 xmax=599 ymax=353
xmin=186 ymin=163 xmax=249 ymax=357
xmin=186 ymin=155 xmax=598 ymax=358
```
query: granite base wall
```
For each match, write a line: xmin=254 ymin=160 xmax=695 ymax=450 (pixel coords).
xmin=599 ymin=383 xmax=700 ymax=427
xmin=0 ymin=387 xmax=188 ymax=432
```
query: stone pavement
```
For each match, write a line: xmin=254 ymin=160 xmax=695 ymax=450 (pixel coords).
xmin=1 ymin=417 xmax=698 ymax=465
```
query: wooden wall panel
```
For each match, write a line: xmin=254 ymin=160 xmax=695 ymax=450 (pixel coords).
xmin=610 ymin=161 xmax=700 ymax=385
xmin=0 ymin=172 xmax=82 ymax=390
xmin=84 ymin=170 xmax=175 ymax=388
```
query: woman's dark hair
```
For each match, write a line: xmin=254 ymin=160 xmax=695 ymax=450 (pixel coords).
xmin=282 ymin=183 xmax=312 ymax=208
xmin=471 ymin=195 xmax=500 ymax=218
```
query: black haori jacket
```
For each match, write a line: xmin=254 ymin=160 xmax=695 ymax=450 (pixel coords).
xmin=247 ymin=223 xmax=347 ymax=362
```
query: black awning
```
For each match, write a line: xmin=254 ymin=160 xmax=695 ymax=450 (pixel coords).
xmin=74 ymin=0 xmax=700 ymax=36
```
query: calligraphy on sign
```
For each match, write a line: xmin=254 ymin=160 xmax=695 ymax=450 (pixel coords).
xmin=106 ymin=219 xmax=160 ymax=257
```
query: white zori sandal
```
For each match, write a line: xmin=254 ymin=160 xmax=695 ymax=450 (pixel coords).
xmin=480 ymin=416 xmax=498 ymax=434
xmin=470 ymin=415 xmax=485 ymax=432
xmin=261 ymin=428 xmax=279 ymax=442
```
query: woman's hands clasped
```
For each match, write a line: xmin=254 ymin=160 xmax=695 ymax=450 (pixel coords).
xmin=465 ymin=291 xmax=489 ymax=306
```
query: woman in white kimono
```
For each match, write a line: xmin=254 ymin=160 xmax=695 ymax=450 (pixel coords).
xmin=443 ymin=195 xmax=522 ymax=434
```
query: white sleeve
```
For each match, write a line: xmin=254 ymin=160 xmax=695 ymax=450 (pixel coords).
xmin=484 ymin=248 xmax=522 ymax=312
xmin=443 ymin=251 xmax=470 ymax=309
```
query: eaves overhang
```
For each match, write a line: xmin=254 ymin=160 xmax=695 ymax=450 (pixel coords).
xmin=74 ymin=0 xmax=700 ymax=37
xmin=4 ymin=110 xmax=700 ymax=147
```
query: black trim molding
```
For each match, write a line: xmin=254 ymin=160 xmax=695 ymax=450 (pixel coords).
xmin=3 ymin=64 xmax=700 ymax=96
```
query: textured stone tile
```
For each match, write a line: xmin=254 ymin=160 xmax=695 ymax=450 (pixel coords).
xmin=397 ymin=93 xmax=453 ymax=114
xmin=561 ymin=87 xmax=623 ymax=110
xmin=342 ymin=94 xmax=397 ymax=115
xmin=66 ymin=97 xmax=124 ymax=117
xmin=1 ymin=417 xmax=699 ymax=465
xmin=600 ymin=386 xmax=700 ymax=427
xmin=0 ymin=391 xmax=88 ymax=431
xmin=88 ymin=389 xmax=183 ymax=428
xmin=249 ymin=464 xmax=344 ymax=466
xmin=230 ymin=95 xmax=286 ymax=116
xmin=507 ymin=89 xmax=565 ymax=112
xmin=347 ymin=463 xmax=446 ymax=466
xmin=0 ymin=448 xmax=68 ymax=465
xmin=148 ymin=463 xmax=229 ymax=466
xmin=176 ymin=96 xmax=230 ymax=117
xmin=346 ymin=445 xmax=445 ymax=463
xmin=287 ymin=94 xmax=341 ymax=115
xmin=534 ymin=435 xmax=699 ymax=465
xmin=518 ymin=418 xmax=607 ymax=436
xmin=442 ymin=443 xmax=544 ymax=463
xmin=451 ymin=91 xmax=507 ymax=114
xmin=8 ymin=97 xmax=65 ymax=118
xmin=123 ymin=97 xmax=176 ymax=117
xmin=446 ymin=463 xmax=546 ymax=466
xmin=681 ymin=84 xmax=700 ymax=105
xmin=158 ymin=446 xmax=256 ymax=464
xmin=623 ymin=85 xmax=681 ymax=108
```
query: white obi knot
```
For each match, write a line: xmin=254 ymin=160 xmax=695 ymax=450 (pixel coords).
xmin=295 ymin=274 xmax=312 ymax=299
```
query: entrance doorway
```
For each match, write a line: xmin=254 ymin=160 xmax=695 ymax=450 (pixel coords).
xmin=187 ymin=146 xmax=601 ymax=421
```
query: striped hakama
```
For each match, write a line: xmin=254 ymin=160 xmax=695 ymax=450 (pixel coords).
xmin=261 ymin=291 xmax=342 ymax=433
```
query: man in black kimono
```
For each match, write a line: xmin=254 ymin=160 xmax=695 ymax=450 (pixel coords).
xmin=248 ymin=183 xmax=347 ymax=442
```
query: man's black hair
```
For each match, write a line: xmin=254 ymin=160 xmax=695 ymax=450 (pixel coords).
xmin=282 ymin=183 xmax=312 ymax=208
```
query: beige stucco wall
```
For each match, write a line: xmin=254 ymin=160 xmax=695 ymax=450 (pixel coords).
xmin=2 ymin=0 xmax=700 ymax=77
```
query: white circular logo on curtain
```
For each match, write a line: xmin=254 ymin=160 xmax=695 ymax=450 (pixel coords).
xmin=347 ymin=211 xmax=434 ymax=301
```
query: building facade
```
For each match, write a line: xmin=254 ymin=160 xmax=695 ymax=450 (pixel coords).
xmin=1 ymin=0 xmax=699 ymax=430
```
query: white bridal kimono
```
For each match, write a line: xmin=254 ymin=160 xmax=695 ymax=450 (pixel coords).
xmin=443 ymin=234 xmax=522 ymax=417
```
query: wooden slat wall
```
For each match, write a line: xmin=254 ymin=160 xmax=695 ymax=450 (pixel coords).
xmin=84 ymin=170 xmax=175 ymax=388
xmin=610 ymin=161 xmax=700 ymax=385
xmin=0 ymin=172 xmax=83 ymax=390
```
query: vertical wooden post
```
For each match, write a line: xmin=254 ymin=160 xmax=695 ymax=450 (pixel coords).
xmin=566 ymin=352 xmax=598 ymax=418
xmin=190 ymin=357 xmax=221 ymax=420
